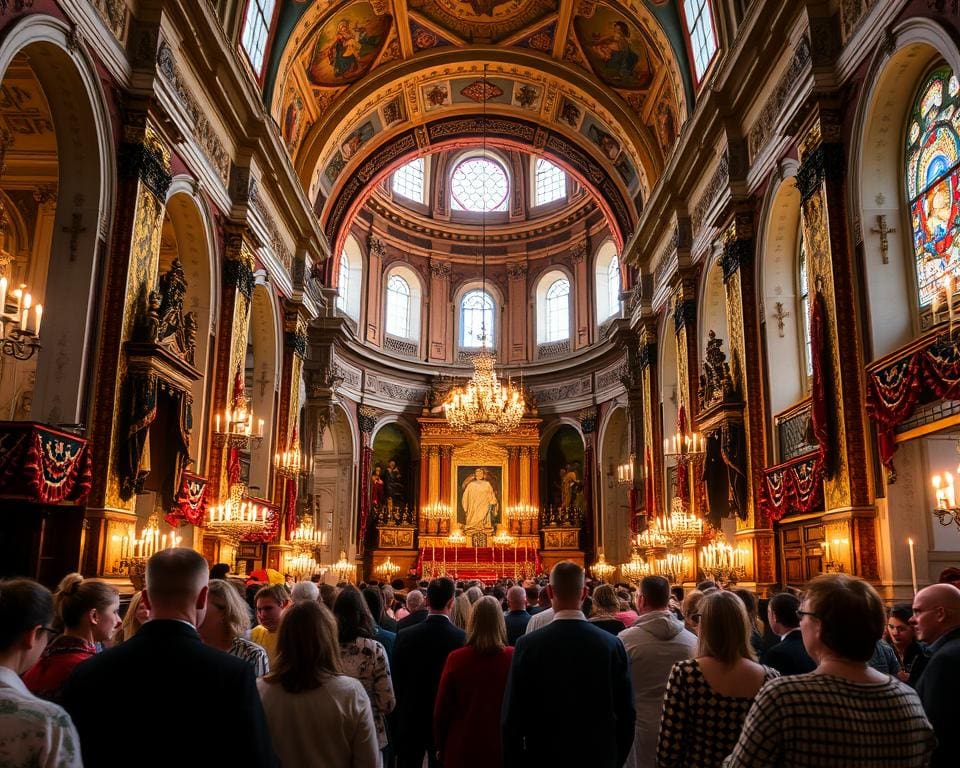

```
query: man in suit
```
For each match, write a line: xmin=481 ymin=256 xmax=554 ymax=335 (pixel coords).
xmin=502 ymin=562 xmax=635 ymax=768
xmin=397 ymin=588 xmax=428 ymax=630
xmin=504 ymin=585 xmax=531 ymax=645
xmin=62 ymin=548 xmax=276 ymax=767
xmin=762 ymin=592 xmax=816 ymax=676
xmin=912 ymin=583 xmax=960 ymax=768
xmin=392 ymin=578 xmax=465 ymax=768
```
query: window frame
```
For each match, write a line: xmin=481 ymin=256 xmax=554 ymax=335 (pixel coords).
xmin=449 ymin=154 xmax=510 ymax=213
xmin=392 ymin=158 xmax=426 ymax=204
xmin=239 ymin=0 xmax=280 ymax=83
xmin=385 ymin=274 xmax=412 ymax=339
xmin=459 ymin=288 xmax=496 ymax=349
xmin=679 ymin=0 xmax=719 ymax=87
xmin=594 ymin=241 xmax=621 ymax=324
xmin=543 ymin=277 xmax=571 ymax=342
xmin=532 ymin=157 xmax=567 ymax=207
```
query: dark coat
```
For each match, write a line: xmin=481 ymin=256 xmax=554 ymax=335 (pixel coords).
xmin=397 ymin=608 xmax=429 ymax=631
xmin=61 ymin=619 xmax=276 ymax=768
xmin=392 ymin=614 xmax=466 ymax=756
xmin=504 ymin=609 xmax=531 ymax=646
xmin=761 ymin=629 xmax=816 ymax=676
xmin=916 ymin=625 xmax=960 ymax=768
xmin=501 ymin=617 xmax=635 ymax=768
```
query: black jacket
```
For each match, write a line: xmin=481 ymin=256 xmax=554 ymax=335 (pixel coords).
xmin=391 ymin=614 xmax=466 ymax=754
xmin=501 ymin=617 xmax=635 ymax=768
xmin=762 ymin=629 xmax=816 ymax=676
xmin=504 ymin=609 xmax=531 ymax=645
xmin=62 ymin=619 xmax=276 ymax=768
xmin=916 ymin=625 xmax=960 ymax=768
xmin=397 ymin=608 xmax=429 ymax=631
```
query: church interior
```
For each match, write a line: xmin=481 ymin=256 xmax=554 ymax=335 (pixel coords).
xmin=0 ymin=0 xmax=958 ymax=601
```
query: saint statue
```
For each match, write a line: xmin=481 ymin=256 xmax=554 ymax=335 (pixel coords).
xmin=461 ymin=468 xmax=498 ymax=536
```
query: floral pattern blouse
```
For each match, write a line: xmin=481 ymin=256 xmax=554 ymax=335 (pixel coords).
xmin=339 ymin=636 xmax=396 ymax=749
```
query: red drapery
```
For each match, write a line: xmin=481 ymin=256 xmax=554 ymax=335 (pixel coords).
xmin=675 ymin=405 xmax=689 ymax=504
xmin=241 ymin=497 xmax=281 ymax=542
xmin=758 ymin=452 xmax=824 ymax=524
xmin=165 ymin=472 xmax=208 ymax=527
xmin=0 ymin=422 xmax=92 ymax=504
xmin=810 ymin=290 xmax=834 ymax=475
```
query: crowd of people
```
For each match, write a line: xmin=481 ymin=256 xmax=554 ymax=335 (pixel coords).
xmin=1 ymin=550 xmax=959 ymax=767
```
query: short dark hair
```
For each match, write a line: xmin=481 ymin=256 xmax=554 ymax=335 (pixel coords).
xmin=0 ymin=578 xmax=53 ymax=650
xmin=733 ymin=588 xmax=758 ymax=619
xmin=640 ymin=575 xmax=671 ymax=609
xmin=889 ymin=603 xmax=913 ymax=624
xmin=209 ymin=563 xmax=230 ymax=581
xmin=769 ymin=592 xmax=801 ymax=628
xmin=804 ymin=574 xmax=885 ymax=662
xmin=426 ymin=578 xmax=455 ymax=610
xmin=696 ymin=580 xmax=718 ymax=592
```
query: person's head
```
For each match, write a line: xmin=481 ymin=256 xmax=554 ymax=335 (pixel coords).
xmin=548 ymin=561 xmax=587 ymax=610
xmin=638 ymin=575 xmax=671 ymax=613
xmin=696 ymin=580 xmax=718 ymax=592
xmin=200 ymin=578 xmax=251 ymax=644
xmin=698 ymin=590 xmax=756 ymax=664
xmin=144 ymin=548 xmax=210 ymax=626
xmin=467 ymin=596 xmax=507 ymax=654
xmin=406 ymin=588 xmax=425 ymax=613
xmin=209 ymin=563 xmax=230 ymax=581
xmin=291 ymin=581 xmax=320 ymax=603
xmin=452 ymin=592 xmax=472 ymax=630
xmin=525 ymin=585 xmax=539 ymax=606
xmin=507 ymin=585 xmax=527 ymax=611
xmin=910 ymin=583 xmax=960 ymax=644
xmin=53 ymin=573 xmax=121 ymax=642
xmin=538 ymin=586 xmax=551 ymax=607
xmin=465 ymin=586 xmax=483 ymax=604
xmin=427 ymin=578 xmax=456 ymax=613
xmin=0 ymin=578 xmax=56 ymax=673
xmin=733 ymin=588 xmax=758 ymax=620
xmin=801 ymin=574 xmax=885 ymax=664
xmin=333 ymin=586 xmax=374 ymax=643
xmin=319 ymin=583 xmax=338 ymax=610
xmin=670 ymin=586 xmax=684 ymax=604
xmin=590 ymin=584 xmax=620 ymax=617
xmin=475 ymin=468 xmax=485 ymax=481
xmin=255 ymin=584 xmax=290 ymax=632
xmin=682 ymin=590 xmax=705 ymax=634
xmin=938 ymin=567 xmax=960 ymax=590
xmin=265 ymin=600 xmax=342 ymax=693
xmin=767 ymin=592 xmax=801 ymax=636
xmin=381 ymin=584 xmax=395 ymax=606
xmin=362 ymin=587 xmax=385 ymax=625
xmin=887 ymin=603 xmax=917 ymax=649
xmin=121 ymin=590 xmax=149 ymax=641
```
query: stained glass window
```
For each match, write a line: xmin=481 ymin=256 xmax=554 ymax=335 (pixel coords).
xmin=799 ymin=233 xmax=812 ymax=379
xmin=386 ymin=275 xmax=411 ymax=338
xmin=906 ymin=66 xmax=960 ymax=307
xmin=240 ymin=0 xmax=276 ymax=77
xmin=451 ymin=158 xmax=509 ymax=212
xmin=544 ymin=279 xmax=570 ymax=341
xmin=461 ymin=289 xmax=494 ymax=347
xmin=393 ymin=158 xmax=424 ymax=203
xmin=535 ymin=158 xmax=566 ymax=206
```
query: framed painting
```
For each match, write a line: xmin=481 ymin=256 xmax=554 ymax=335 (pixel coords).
xmin=454 ymin=463 xmax=504 ymax=544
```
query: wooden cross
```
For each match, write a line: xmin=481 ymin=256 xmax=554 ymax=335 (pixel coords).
xmin=773 ymin=301 xmax=790 ymax=338
xmin=871 ymin=214 xmax=896 ymax=265
xmin=62 ymin=213 xmax=86 ymax=262
xmin=255 ymin=366 xmax=271 ymax=397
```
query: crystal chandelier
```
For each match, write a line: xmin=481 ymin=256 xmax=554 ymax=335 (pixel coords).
xmin=286 ymin=552 xmax=321 ymax=582
xmin=620 ymin=548 xmax=651 ymax=584
xmin=443 ymin=64 xmax=525 ymax=435
xmin=289 ymin=515 xmax=325 ymax=554
xmin=698 ymin=532 xmax=747 ymax=586
xmin=590 ymin=552 xmax=615 ymax=582
xmin=206 ymin=482 xmax=269 ymax=543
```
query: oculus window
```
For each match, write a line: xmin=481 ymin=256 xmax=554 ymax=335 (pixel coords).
xmin=450 ymin=157 xmax=509 ymax=212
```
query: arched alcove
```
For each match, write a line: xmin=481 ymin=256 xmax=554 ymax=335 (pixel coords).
xmin=312 ymin=402 xmax=357 ymax=569
xmin=699 ymin=252 xmax=728 ymax=353
xmin=599 ymin=405 xmax=630 ymax=566
xmin=246 ymin=281 xmax=280 ymax=496
xmin=545 ymin=423 xmax=586 ymax=512
xmin=659 ymin=313 xmax=680 ymax=502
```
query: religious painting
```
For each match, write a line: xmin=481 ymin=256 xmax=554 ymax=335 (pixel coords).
xmin=557 ymin=97 xmax=583 ymax=129
xmin=655 ymin=95 xmax=677 ymax=151
xmin=371 ymin=423 xmax=413 ymax=522
xmin=512 ymin=82 xmax=542 ymax=110
xmin=282 ymin=90 xmax=305 ymax=153
xmin=456 ymin=464 xmax=502 ymax=544
xmin=573 ymin=6 xmax=655 ymax=90
xmin=340 ymin=121 xmax=375 ymax=160
xmin=587 ymin=121 xmax=622 ymax=162
xmin=381 ymin=95 xmax=406 ymax=126
xmin=325 ymin=151 xmax=347 ymax=184
xmin=546 ymin=425 xmax=585 ymax=511
xmin=422 ymin=82 xmax=451 ymax=112
xmin=409 ymin=0 xmax=558 ymax=44
xmin=303 ymin=2 xmax=393 ymax=87
xmin=906 ymin=66 xmax=960 ymax=307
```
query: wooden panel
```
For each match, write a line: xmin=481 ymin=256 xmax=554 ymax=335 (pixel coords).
xmin=778 ymin=517 xmax=825 ymax=587
xmin=782 ymin=527 xmax=802 ymax=545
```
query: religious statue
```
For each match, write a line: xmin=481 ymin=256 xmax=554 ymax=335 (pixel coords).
xmin=383 ymin=459 xmax=404 ymax=508
xmin=461 ymin=467 xmax=498 ymax=536
xmin=558 ymin=464 xmax=579 ymax=509
xmin=371 ymin=464 xmax=385 ymax=510
xmin=698 ymin=331 xmax=737 ymax=412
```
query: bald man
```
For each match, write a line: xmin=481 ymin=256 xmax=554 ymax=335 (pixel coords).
xmin=911 ymin=583 xmax=960 ymax=768
xmin=504 ymin=585 xmax=530 ymax=645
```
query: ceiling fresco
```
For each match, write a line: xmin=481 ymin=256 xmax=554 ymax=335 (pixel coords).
xmin=269 ymin=0 xmax=693 ymax=249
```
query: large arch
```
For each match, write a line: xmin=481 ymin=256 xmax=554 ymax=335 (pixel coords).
xmin=0 ymin=15 xmax=115 ymax=424
xmin=598 ymin=404 xmax=631 ymax=567
xmin=247 ymin=279 xmax=281 ymax=496
xmin=312 ymin=401 xmax=357 ymax=570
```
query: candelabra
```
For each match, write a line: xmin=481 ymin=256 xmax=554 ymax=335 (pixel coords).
xmin=590 ymin=552 xmax=616 ymax=583
xmin=821 ymin=537 xmax=848 ymax=573
xmin=931 ymin=472 xmax=960 ymax=530
xmin=374 ymin=556 xmax=401 ymax=581
xmin=115 ymin=514 xmax=182 ymax=590
xmin=620 ymin=548 xmax=651 ymax=585
xmin=275 ymin=439 xmax=309 ymax=478
xmin=616 ymin=455 xmax=635 ymax=485
xmin=421 ymin=502 xmax=450 ymax=534
xmin=655 ymin=553 xmax=689 ymax=584
xmin=507 ymin=502 xmax=538 ymax=535
xmin=663 ymin=431 xmax=705 ymax=459
xmin=286 ymin=552 xmax=321 ymax=582
xmin=446 ymin=528 xmax=466 ymax=578
xmin=698 ymin=533 xmax=747 ymax=586
xmin=635 ymin=527 xmax=669 ymax=551
xmin=0 ymin=278 xmax=42 ymax=360
xmin=329 ymin=550 xmax=356 ymax=583
xmin=650 ymin=497 xmax=704 ymax=549
xmin=206 ymin=482 xmax=269 ymax=544
xmin=212 ymin=390 xmax=264 ymax=450
xmin=289 ymin=515 xmax=325 ymax=555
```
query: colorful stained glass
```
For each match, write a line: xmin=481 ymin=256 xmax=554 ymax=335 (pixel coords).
xmin=906 ymin=66 xmax=960 ymax=306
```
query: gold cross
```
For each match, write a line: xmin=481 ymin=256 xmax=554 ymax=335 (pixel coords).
xmin=772 ymin=302 xmax=790 ymax=338
xmin=871 ymin=215 xmax=896 ymax=265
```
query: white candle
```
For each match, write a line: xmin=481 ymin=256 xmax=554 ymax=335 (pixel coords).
xmin=0 ymin=277 xmax=6 ymax=315
xmin=33 ymin=304 xmax=41 ymax=336
xmin=215 ymin=414 xmax=220 ymax=433
xmin=20 ymin=308 xmax=27 ymax=331
xmin=908 ymin=538 xmax=918 ymax=594
xmin=823 ymin=540 xmax=831 ymax=562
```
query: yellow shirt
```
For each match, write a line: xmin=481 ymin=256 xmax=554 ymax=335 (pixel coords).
xmin=251 ymin=625 xmax=279 ymax=668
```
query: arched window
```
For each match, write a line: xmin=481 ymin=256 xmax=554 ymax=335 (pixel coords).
xmin=906 ymin=66 xmax=960 ymax=308
xmin=335 ymin=234 xmax=362 ymax=322
xmin=544 ymin=279 xmax=570 ymax=342
xmin=594 ymin=241 xmax=621 ymax=322
xmin=336 ymin=252 xmax=350 ymax=312
xmin=393 ymin=158 xmax=424 ymax=203
xmin=534 ymin=158 xmax=566 ymax=206
xmin=386 ymin=275 xmax=411 ymax=338
xmin=798 ymin=234 xmax=812 ymax=379
xmin=450 ymin=157 xmax=509 ymax=212
xmin=460 ymin=289 xmax=494 ymax=347
xmin=240 ymin=0 xmax=277 ymax=77
xmin=681 ymin=0 xmax=718 ymax=83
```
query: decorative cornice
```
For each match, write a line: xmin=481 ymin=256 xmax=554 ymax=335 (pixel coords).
xmin=284 ymin=331 xmax=308 ymax=359
xmin=673 ymin=299 xmax=696 ymax=333
xmin=223 ymin=258 xmax=254 ymax=299
xmin=796 ymin=143 xmax=845 ymax=202
xmin=118 ymin=141 xmax=172 ymax=199
xmin=720 ymin=238 xmax=753 ymax=281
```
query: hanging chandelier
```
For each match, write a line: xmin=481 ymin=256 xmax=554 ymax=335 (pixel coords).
xmin=206 ymin=482 xmax=269 ymax=543
xmin=289 ymin=515 xmax=325 ymax=554
xmin=443 ymin=64 xmax=525 ymax=435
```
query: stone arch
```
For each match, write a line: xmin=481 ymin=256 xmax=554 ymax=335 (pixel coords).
xmin=0 ymin=15 xmax=115 ymax=424
xmin=313 ymin=401 xmax=356 ymax=565
xmin=598 ymin=403 xmax=630 ymax=566
xmin=659 ymin=311 xmax=679 ymax=502
xmin=246 ymin=279 xmax=281 ymax=496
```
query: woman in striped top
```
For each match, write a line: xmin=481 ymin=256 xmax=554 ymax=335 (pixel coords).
xmin=199 ymin=579 xmax=269 ymax=677
xmin=723 ymin=574 xmax=935 ymax=767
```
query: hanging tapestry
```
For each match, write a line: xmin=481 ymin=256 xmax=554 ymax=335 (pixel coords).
xmin=0 ymin=422 xmax=92 ymax=504
xmin=810 ymin=290 xmax=835 ymax=476
xmin=759 ymin=452 xmax=824 ymax=523
xmin=166 ymin=472 xmax=208 ymax=527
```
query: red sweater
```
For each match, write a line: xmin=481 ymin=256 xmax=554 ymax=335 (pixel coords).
xmin=22 ymin=635 xmax=96 ymax=703
xmin=434 ymin=644 xmax=514 ymax=768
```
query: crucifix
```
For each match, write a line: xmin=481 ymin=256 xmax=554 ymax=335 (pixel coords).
xmin=62 ymin=213 xmax=87 ymax=262
xmin=772 ymin=302 xmax=790 ymax=338
xmin=871 ymin=214 xmax=896 ymax=265
xmin=255 ymin=365 xmax=271 ymax=397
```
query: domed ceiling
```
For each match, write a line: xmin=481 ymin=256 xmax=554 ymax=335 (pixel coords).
xmin=266 ymin=0 xmax=694 ymax=256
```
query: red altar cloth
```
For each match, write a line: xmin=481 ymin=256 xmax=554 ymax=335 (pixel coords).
xmin=418 ymin=546 xmax=540 ymax=581
xmin=0 ymin=421 xmax=92 ymax=504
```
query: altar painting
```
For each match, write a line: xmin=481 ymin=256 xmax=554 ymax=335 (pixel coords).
xmin=455 ymin=464 xmax=502 ymax=545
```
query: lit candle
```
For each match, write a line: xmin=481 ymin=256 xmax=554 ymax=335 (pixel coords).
xmin=20 ymin=308 xmax=27 ymax=331
xmin=0 ymin=276 xmax=6 ymax=315
xmin=908 ymin=537 xmax=918 ymax=594
xmin=215 ymin=414 xmax=220 ymax=433
xmin=33 ymin=304 xmax=41 ymax=336
xmin=823 ymin=539 xmax=831 ymax=562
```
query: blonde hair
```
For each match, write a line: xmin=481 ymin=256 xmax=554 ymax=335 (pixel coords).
xmin=119 ymin=590 xmax=146 ymax=642
xmin=54 ymin=573 xmax=118 ymax=630
xmin=682 ymin=589 xmax=705 ymax=631
xmin=467 ymin=596 xmax=507 ymax=654
xmin=452 ymin=592 xmax=472 ymax=630
xmin=208 ymin=579 xmax=251 ymax=638
xmin=697 ymin=590 xmax=756 ymax=664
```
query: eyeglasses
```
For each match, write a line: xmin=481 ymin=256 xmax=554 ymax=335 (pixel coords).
xmin=797 ymin=610 xmax=818 ymax=620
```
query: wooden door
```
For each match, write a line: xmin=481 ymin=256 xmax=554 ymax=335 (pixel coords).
xmin=778 ymin=518 xmax=824 ymax=587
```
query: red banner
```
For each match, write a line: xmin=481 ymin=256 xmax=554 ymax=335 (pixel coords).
xmin=0 ymin=422 xmax=92 ymax=504
xmin=165 ymin=472 xmax=208 ymax=527
xmin=759 ymin=452 xmax=824 ymax=524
